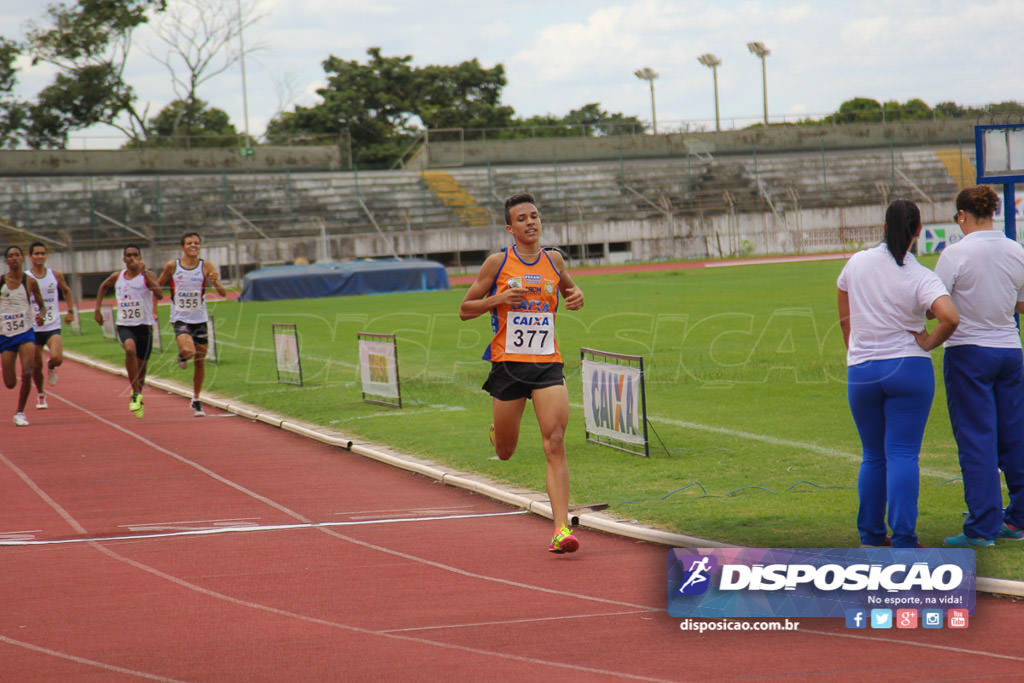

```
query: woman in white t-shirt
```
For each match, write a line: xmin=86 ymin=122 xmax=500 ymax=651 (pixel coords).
xmin=837 ymin=199 xmax=958 ymax=548
xmin=935 ymin=185 xmax=1024 ymax=547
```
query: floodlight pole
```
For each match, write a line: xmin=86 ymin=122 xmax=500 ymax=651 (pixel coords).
xmin=697 ymin=54 xmax=722 ymax=132
xmin=633 ymin=68 xmax=659 ymax=134
xmin=237 ymin=0 xmax=252 ymax=148
xmin=747 ymin=41 xmax=771 ymax=126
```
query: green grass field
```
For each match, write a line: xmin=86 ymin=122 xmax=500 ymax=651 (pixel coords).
xmin=67 ymin=256 xmax=1023 ymax=581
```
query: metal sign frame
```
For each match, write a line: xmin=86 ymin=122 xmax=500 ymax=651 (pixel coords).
xmin=357 ymin=331 xmax=402 ymax=408
xmin=272 ymin=322 xmax=303 ymax=386
xmin=975 ymin=124 xmax=1024 ymax=240
xmin=580 ymin=347 xmax=649 ymax=457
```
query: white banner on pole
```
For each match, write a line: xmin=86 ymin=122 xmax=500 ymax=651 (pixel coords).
xmin=273 ymin=323 xmax=302 ymax=385
xmin=151 ymin=322 xmax=163 ymax=353
xmin=102 ymin=304 xmax=116 ymax=339
xmin=358 ymin=332 xmax=401 ymax=407
xmin=206 ymin=316 xmax=217 ymax=364
xmin=581 ymin=348 xmax=649 ymax=456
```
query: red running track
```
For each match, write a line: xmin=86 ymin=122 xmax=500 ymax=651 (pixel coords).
xmin=2 ymin=360 xmax=1023 ymax=681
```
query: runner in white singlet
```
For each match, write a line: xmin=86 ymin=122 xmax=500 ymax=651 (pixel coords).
xmin=2 ymin=245 xmax=46 ymax=426
xmin=94 ymin=245 xmax=163 ymax=419
xmin=26 ymin=242 xmax=77 ymax=409
xmin=157 ymin=231 xmax=228 ymax=417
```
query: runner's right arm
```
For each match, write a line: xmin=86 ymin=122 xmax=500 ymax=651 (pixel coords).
xmin=93 ymin=272 xmax=119 ymax=325
xmin=459 ymin=253 xmax=526 ymax=321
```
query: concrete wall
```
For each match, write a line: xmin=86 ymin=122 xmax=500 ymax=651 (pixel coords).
xmin=421 ymin=119 xmax=978 ymax=168
xmin=0 ymin=146 xmax=344 ymax=176
xmin=0 ymin=119 xmax=975 ymax=176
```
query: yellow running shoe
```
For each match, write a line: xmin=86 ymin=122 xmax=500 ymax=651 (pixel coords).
xmin=548 ymin=524 xmax=579 ymax=554
xmin=129 ymin=393 xmax=144 ymax=419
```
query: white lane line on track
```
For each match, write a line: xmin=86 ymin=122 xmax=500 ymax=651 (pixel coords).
xmin=0 ymin=511 xmax=529 ymax=547
xmin=329 ymin=404 xmax=466 ymax=422
xmin=378 ymin=609 xmax=655 ymax=634
xmin=0 ymin=450 xmax=675 ymax=683
xmin=2 ymin=398 xmax=1018 ymax=675
xmin=4 ymin=397 xmax=1019 ymax=675
xmin=119 ymin=517 xmax=261 ymax=530
xmin=567 ymin=402 xmax=961 ymax=481
xmin=796 ymin=627 xmax=1024 ymax=662
xmin=214 ymin=338 xmax=358 ymax=369
xmin=645 ymin=413 xmax=961 ymax=480
xmin=334 ymin=504 xmax=476 ymax=515
xmin=46 ymin=392 xmax=650 ymax=609
xmin=6 ymin=395 xmax=692 ymax=681
xmin=705 ymin=253 xmax=849 ymax=268
xmin=0 ymin=635 xmax=186 ymax=682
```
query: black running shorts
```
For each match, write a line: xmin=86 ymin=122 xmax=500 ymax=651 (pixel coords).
xmin=482 ymin=361 xmax=565 ymax=401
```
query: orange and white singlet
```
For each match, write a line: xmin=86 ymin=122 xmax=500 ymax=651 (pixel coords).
xmin=484 ymin=246 xmax=562 ymax=363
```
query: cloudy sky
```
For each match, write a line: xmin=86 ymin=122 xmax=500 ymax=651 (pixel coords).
xmin=2 ymin=0 xmax=1022 ymax=146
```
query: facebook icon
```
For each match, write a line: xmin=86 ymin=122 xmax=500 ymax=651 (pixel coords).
xmin=845 ymin=609 xmax=867 ymax=629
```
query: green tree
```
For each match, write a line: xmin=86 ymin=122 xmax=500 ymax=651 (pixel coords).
xmin=986 ymin=101 xmax=1024 ymax=117
xmin=0 ymin=37 xmax=28 ymax=148
xmin=21 ymin=0 xmax=166 ymax=147
xmin=901 ymin=98 xmax=932 ymax=120
xmin=265 ymin=47 xmax=647 ymax=162
xmin=880 ymin=98 xmax=932 ymax=121
xmin=828 ymin=97 xmax=883 ymax=124
xmin=510 ymin=104 xmax=645 ymax=138
xmin=23 ymin=65 xmax=133 ymax=148
xmin=129 ymin=98 xmax=238 ymax=148
xmin=934 ymin=101 xmax=965 ymax=118
xmin=266 ymin=47 xmax=517 ymax=165
xmin=267 ymin=48 xmax=418 ymax=165
xmin=561 ymin=103 xmax=644 ymax=136
xmin=144 ymin=0 xmax=261 ymax=147
xmin=415 ymin=59 xmax=514 ymax=130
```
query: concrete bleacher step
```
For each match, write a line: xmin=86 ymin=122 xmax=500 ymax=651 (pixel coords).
xmin=934 ymin=148 xmax=976 ymax=189
xmin=3 ymin=145 xmax=982 ymax=249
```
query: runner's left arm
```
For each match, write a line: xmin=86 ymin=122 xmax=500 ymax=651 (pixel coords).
xmin=205 ymin=262 xmax=229 ymax=298
xmin=27 ymin=277 xmax=46 ymax=326
xmin=548 ymin=250 xmax=584 ymax=311
xmin=143 ymin=270 xmax=164 ymax=300
xmin=54 ymin=270 xmax=77 ymax=324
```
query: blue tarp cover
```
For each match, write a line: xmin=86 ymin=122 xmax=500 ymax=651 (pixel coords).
xmin=240 ymin=258 xmax=450 ymax=302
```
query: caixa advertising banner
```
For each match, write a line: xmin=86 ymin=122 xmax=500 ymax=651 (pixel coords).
xmin=667 ymin=548 xmax=975 ymax=619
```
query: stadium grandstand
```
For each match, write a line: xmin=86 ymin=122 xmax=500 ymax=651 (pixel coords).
xmin=0 ymin=118 xmax=981 ymax=298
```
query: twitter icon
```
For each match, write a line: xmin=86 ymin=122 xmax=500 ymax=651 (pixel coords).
xmin=871 ymin=609 xmax=893 ymax=629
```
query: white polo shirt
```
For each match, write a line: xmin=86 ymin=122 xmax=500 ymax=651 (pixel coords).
xmin=837 ymin=243 xmax=949 ymax=366
xmin=935 ymin=230 xmax=1024 ymax=349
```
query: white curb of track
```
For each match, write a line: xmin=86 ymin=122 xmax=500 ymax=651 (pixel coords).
xmin=65 ymin=350 xmax=1023 ymax=598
